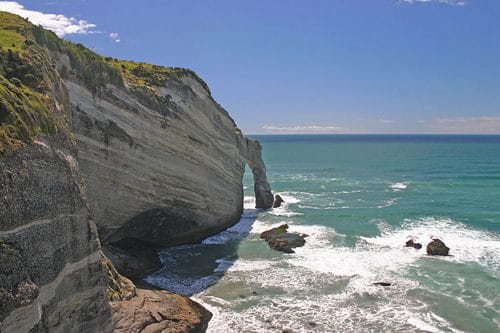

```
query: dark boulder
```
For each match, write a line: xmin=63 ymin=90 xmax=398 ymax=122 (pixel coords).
xmin=426 ymin=239 xmax=449 ymax=256
xmin=405 ymin=239 xmax=422 ymax=250
xmin=272 ymin=194 xmax=285 ymax=208
xmin=260 ymin=224 xmax=308 ymax=253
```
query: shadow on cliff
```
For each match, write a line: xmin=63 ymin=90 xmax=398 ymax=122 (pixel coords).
xmin=142 ymin=207 xmax=259 ymax=296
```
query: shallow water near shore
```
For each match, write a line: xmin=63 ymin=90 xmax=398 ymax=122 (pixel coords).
xmin=146 ymin=135 xmax=500 ymax=332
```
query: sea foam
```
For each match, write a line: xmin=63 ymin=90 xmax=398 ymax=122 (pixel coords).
xmin=198 ymin=216 xmax=499 ymax=332
xmin=390 ymin=182 xmax=408 ymax=191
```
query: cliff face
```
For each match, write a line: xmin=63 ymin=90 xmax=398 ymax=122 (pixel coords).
xmin=64 ymin=52 xmax=274 ymax=254
xmin=68 ymin=76 xmax=248 ymax=247
xmin=1 ymin=11 xmax=272 ymax=333
xmin=0 ymin=14 xmax=111 ymax=329
xmin=0 ymin=143 xmax=112 ymax=333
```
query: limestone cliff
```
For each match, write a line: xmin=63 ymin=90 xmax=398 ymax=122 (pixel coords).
xmin=68 ymin=61 xmax=273 ymax=251
xmin=0 ymin=11 xmax=272 ymax=332
xmin=0 ymin=13 xmax=111 ymax=331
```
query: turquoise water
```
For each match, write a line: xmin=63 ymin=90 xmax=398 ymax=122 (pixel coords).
xmin=147 ymin=135 xmax=500 ymax=332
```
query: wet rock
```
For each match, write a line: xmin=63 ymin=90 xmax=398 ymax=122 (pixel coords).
xmin=405 ymin=239 xmax=422 ymax=249
xmin=427 ymin=239 xmax=450 ymax=256
xmin=373 ymin=282 xmax=392 ymax=287
xmin=273 ymin=194 xmax=285 ymax=208
xmin=260 ymin=224 xmax=308 ymax=253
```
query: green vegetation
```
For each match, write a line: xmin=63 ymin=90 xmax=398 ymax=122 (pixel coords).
xmin=0 ymin=12 xmax=28 ymax=52
xmin=0 ymin=12 xmax=60 ymax=153
xmin=106 ymin=58 xmax=211 ymax=94
xmin=0 ymin=11 xmax=211 ymax=154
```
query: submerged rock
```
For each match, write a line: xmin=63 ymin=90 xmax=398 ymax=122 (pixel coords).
xmin=405 ymin=239 xmax=423 ymax=249
xmin=426 ymin=239 xmax=450 ymax=256
xmin=260 ymin=224 xmax=308 ymax=253
xmin=273 ymin=194 xmax=285 ymax=208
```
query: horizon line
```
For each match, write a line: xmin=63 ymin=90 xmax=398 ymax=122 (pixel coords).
xmin=246 ymin=133 xmax=500 ymax=136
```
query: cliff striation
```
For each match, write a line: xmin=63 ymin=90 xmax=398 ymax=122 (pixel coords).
xmin=0 ymin=11 xmax=272 ymax=332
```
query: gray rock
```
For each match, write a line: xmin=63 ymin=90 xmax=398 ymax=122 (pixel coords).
xmin=427 ymin=239 xmax=450 ymax=256
xmin=2 ymin=15 xmax=274 ymax=332
xmin=246 ymin=138 xmax=274 ymax=209
xmin=273 ymin=194 xmax=284 ymax=208
xmin=405 ymin=239 xmax=423 ymax=249
xmin=103 ymin=243 xmax=161 ymax=281
xmin=0 ymin=143 xmax=112 ymax=333
xmin=69 ymin=76 xmax=273 ymax=247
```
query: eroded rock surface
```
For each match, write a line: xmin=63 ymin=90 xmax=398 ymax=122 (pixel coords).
xmin=70 ymin=77 xmax=273 ymax=249
xmin=0 ymin=142 xmax=112 ymax=333
xmin=111 ymin=287 xmax=211 ymax=333
xmin=246 ymin=138 xmax=274 ymax=209
xmin=103 ymin=242 xmax=162 ymax=281
xmin=1 ymin=12 xmax=274 ymax=332
xmin=260 ymin=224 xmax=308 ymax=253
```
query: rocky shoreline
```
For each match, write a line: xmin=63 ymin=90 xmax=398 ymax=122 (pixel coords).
xmin=0 ymin=12 xmax=273 ymax=333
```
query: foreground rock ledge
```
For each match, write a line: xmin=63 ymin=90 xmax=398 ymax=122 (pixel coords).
xmin=111 ymin=288 xmax=211 ymax=333
xmin=107 ymin=262 xmax=211 ymax=333
xmin=260 ymin=224 xmax=308 ymax=253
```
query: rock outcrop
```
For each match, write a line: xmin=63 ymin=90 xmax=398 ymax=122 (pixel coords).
xmin=1 ymin=11 xmax=273 ymax=332
xmin=426 ymin=239 xmax=450 ymax=256
xmin=67 ymin=61 xmax=274 ymax=252
xmin=405 ymin=239 xmax=422 ymax=249
xmin=103 ymin=259 xmax=211 ymax=333
xmin=0 ymin=110 xmax=112 ymax=333
xmin=103 ymin=243 xmax=162 ymax=281
xmin=246 ymin=138 xmax=274 ymax=209
xmin=273 ymin=194 xmax=284 ymax=208
xmin=260 ymin=224 xmax=308 ymax=253
xmin=111 ymin=286 xmax=211 ymax=333
xmin=69 ymin=76 xmax=249 ymax=247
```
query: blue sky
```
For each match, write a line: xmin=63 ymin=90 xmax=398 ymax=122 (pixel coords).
xmin=1 ymin=0 xmax=499 ymax=134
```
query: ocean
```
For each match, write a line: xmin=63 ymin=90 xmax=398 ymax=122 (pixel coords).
xmin=146 ymin=135 xmax=500 ymax=332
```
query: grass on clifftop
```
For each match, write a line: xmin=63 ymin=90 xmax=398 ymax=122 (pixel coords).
xmin=0 ymin=11 xmax=212 ymax=154
xmin=106 ymin=59 xmax=211 ymax=94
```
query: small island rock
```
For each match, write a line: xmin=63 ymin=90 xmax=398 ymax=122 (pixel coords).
xmin=260 ymin=224 xmax=308 ymax=253
xmin=405 ymin=239 xmax=423 ymax=249
xmin=273 ymin=194 xmax=285 ymax=208
xmin=426 ymin=239 xmax=450 ymax=256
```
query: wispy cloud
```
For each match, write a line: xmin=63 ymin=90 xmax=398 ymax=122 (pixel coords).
xmin=109 ymin=32 xmax=120 ymax=43
xmin=399 ymin=0 xmax=467 ymax=6
xmin=431 ymin=116 xmax=500 ymax=133
xmin=0 ymin=1 xmax=96 ymax=36
xmin=262 ymin=125 xmax=345 ymax=134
